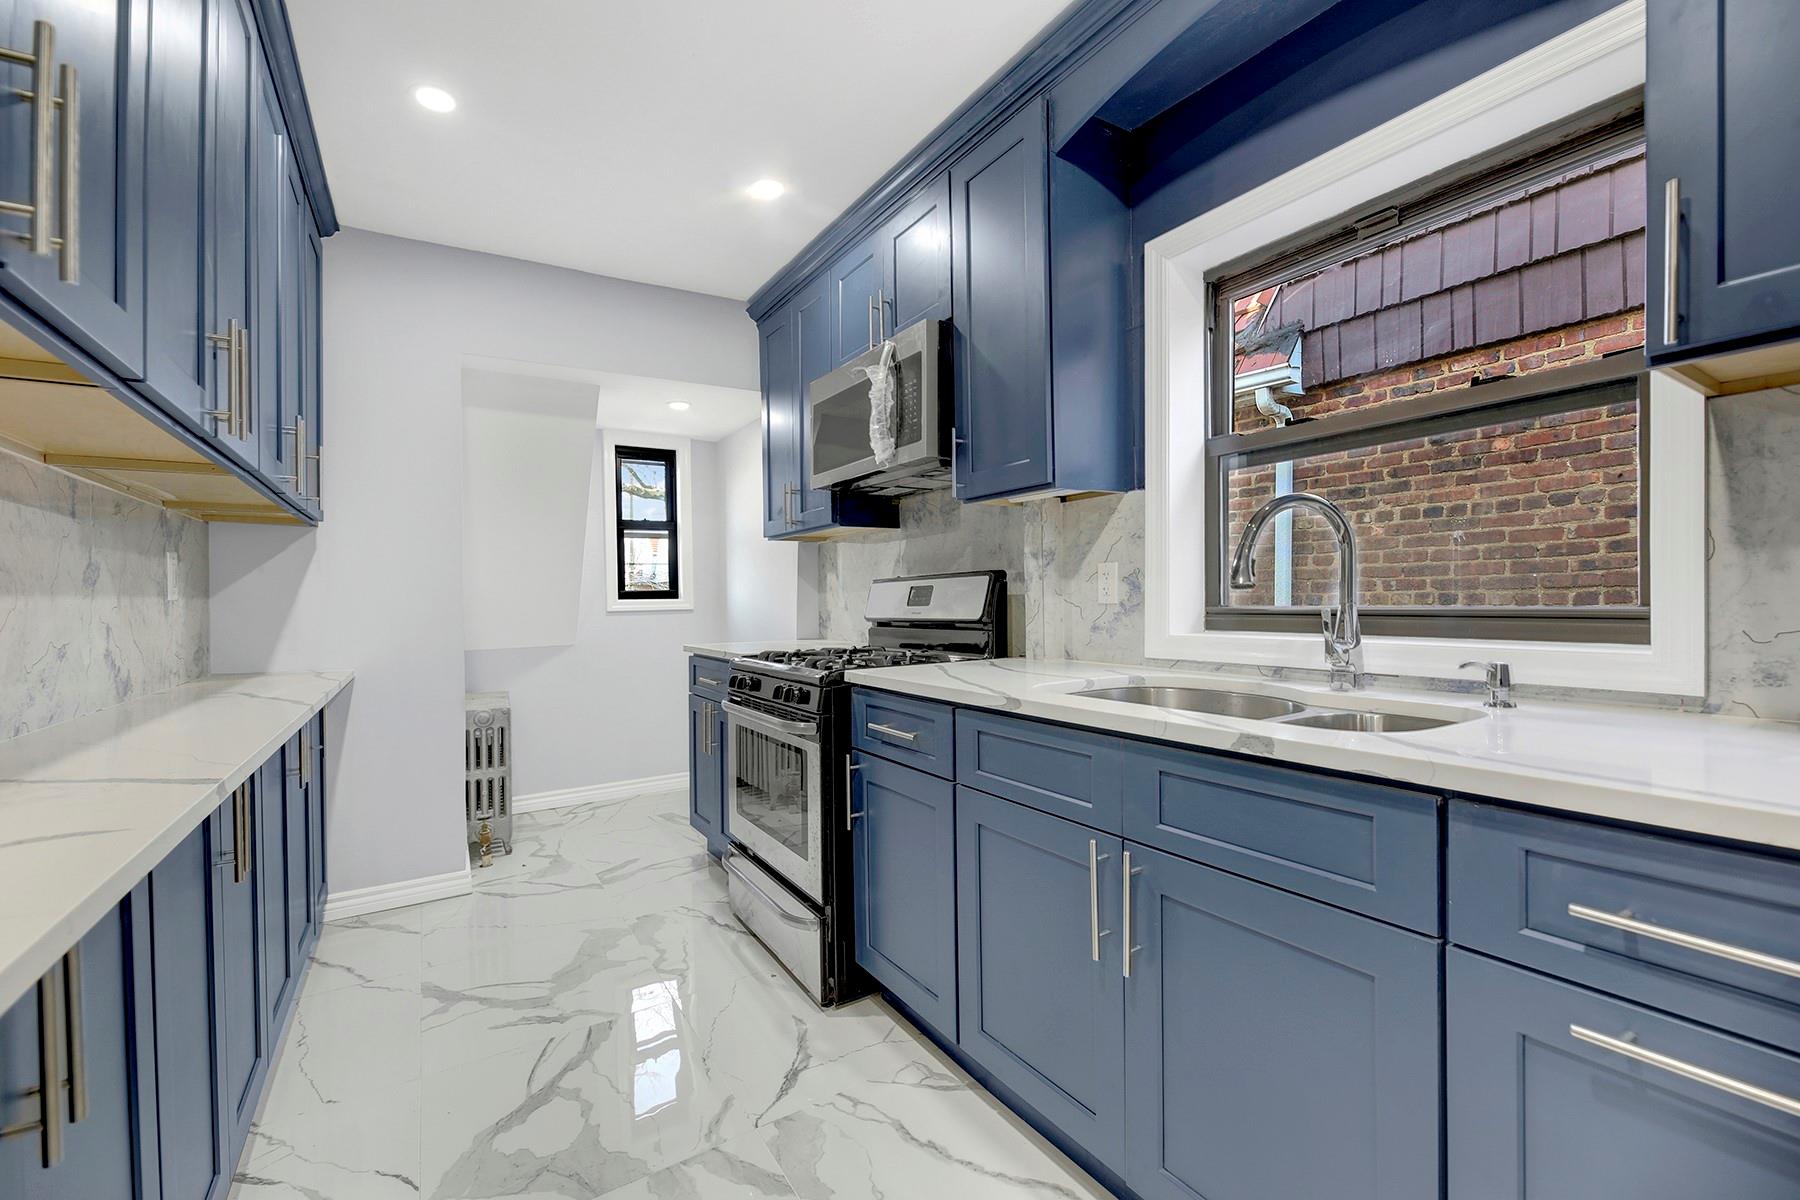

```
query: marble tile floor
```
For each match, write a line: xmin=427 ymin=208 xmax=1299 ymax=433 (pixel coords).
xmin=231 ymin=788 xmax=1113 ymax=1200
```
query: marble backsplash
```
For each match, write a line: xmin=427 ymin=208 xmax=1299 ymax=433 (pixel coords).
xmin=0 ymin=454 xmax=209 ymax=738
xmin=817 ymin=386 xmax=1800 ymax=722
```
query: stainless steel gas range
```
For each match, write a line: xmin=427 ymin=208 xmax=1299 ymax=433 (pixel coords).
xmin=720 ymin=571 xmax=1006 ymax=1006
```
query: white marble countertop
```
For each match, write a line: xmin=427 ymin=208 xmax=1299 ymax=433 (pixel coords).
xmin=0 ymin=671 xmax=352 ymax=1012
xmin=844 ymin=657 xmax=1800 ymax=854
xmin=684 ymin=639 xmax=849 ymax=658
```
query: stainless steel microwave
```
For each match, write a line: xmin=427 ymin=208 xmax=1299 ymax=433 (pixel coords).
xmin=807 ymin=318 xmax=950 ymax=493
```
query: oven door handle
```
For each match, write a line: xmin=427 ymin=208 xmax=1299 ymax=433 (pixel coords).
xmin=722 ymin=853 xmax=818 ymax=929
xmin=721 ymin=700 xmax=820 ymax=742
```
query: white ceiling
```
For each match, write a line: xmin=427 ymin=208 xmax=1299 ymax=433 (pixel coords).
xmin=286 ymin=0 xmax=1073 ymax=301
xmin=464 ymin=357 xmax=761 ymax=440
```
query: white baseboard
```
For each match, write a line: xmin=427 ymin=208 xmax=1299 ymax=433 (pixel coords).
xmin=322 ymin=867 xmax=473 ymax=922
xmin=513 ymin=772 xmax=688 ymax=815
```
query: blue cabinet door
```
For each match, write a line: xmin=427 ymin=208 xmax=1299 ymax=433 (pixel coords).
xmin=299 ymin=216 xmax=322 ymax=516
xmin=308 ymin=715 xmax=327 ymax=913
xmin=956 ymin=786 xmax=1125 ymax=1168
xmin=1448 ymin=948 xmax=1800 ymax=1198
xmin=0 ymin=895 xmax=146 ymax=1199
xmin=688 ymin=694 xmax=724 ymax=853
xmin=250 ymin=56 xmax=297 ymax=504
xmin=258 ymin=750 xmax=295 ymax=1025
xmin=275 ymin=153 xmax=309 ymax=511
xmin=149 ymin=816 xmax=227 ymax=1200
xmin=851 ymin=752 xmax=957 ymax=1038
xmin=882 ymin=173 xmax=952 ymax=332
xmin=759 ymin=300 xmax=799 ymax=537
xmin=284 ymin=733 xmax=311 ymax=970
xmin=949 ymin=97 xmax=1052 ymax=501
xmin=1123 ymin=844 xmax=1441 ymax=1200
xmin=1648 ymin=0 xmax=1800 ymax=363
xmin=0 ymin=0 xmax=146 ymax=379
xmin=218 ymin=778 xmax=264 ymax=1163
xmin=139 ymin=0 xmax=215 ymax=429
xmin=789 ymin=275 xmax=835 ymax=532
xmin=827 ymin=233 xmax=882 ymax=369
xmin=202 ymin=0 xmax=258 ymax=467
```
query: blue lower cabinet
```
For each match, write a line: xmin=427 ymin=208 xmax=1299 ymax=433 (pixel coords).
xmin=308 ymin=715 xmax=328 ymax=912
xmin=956 ymin=786 xmax=1126 ymax=1167
xmin=1448 ymin=948 xmax=1800 ymax=1198
xmin=284 ymin=741 xmax=312 ymax=968
xmin=218 ymin=780 xmax=265 ymax=1161
xmin=688 ymin=693 xmax=726 ymax=855
xmin=1123 ymin=844 xmax=1442 ymax=1200
xmin=149 ymin=817 xmax=228 ymax=1200
xmin=851 ymin=752 xmax=957 ymax=1038
xmin=258 ymin=753 xmax=296 ymax=1026
xmin=0 ymin=892 xmax=148 ymax=1198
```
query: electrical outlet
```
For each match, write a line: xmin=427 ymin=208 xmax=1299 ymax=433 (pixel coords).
xmin=1098 ymin=561 xmax=1120 ymax=605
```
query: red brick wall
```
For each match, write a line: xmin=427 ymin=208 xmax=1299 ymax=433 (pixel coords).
xmin=1225 ymin=308 xmax=1644 ymax=610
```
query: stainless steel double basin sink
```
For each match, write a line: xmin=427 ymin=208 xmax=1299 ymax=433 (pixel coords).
xmin=1074 ymin=685 xmax=1467 ymax=733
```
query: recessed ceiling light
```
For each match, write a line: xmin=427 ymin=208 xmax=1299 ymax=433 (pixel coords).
xmin=745 ymin=178 xmax=786 ymax=202
xmin=667 ymin=401 xmax=691 ymax=412
xmin=413 ymin=85 xmax=457 ymax=113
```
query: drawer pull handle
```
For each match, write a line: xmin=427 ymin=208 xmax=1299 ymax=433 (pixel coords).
xmin=865 ymin=722 xmax=918 ymax=744
xmin=695 ymin=675 xmax=723 ymax=687
xmin=1087 ymin=839 xmax=1112 ymax=962
xmin=1567 ymin=903 xmax=1800 ymax=980
xmin=1570 ymin=1025 xmax=1800 ymax=1118
xmin=1662 ymin=176 xmax=1680 ymax=347
xmin=1121 ymin=850 xmax=1143 ymax=979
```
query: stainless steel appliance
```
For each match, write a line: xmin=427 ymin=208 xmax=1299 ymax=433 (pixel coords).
xmin=722 ymin=570 xmax=1007 ymax=1005
xmin=807 ymin=318 xmax=950 ymax=494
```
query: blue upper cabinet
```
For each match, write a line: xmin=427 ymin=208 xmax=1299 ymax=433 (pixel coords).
xmin=827 ymin=232 xmax=883 ymax=369
xmin=139 ymin=0 xmax=214 ymax=430
xmin=252 ymin=55 xmax=293 ymax=500
xmin=0 ymin=0 xmax=146 ymax=380
xmin=1448 ymin=948 xmax=1800 ymax=1199
xmin=757 ymin=280 xmax=896 ymax=540
xmin=1124 ymin=844 xmax=1441 ymax=1200
xmin=1648 ymin=0 xmax=1800 ymax=370
xmin=206 ymin=0 xmax=260 ymax=469
xmin=851 ymin=752 xmax=958 ymax=1039
xmin=956 ymin=785 xmax=1126 ymax=1169
xmin=0 ymin=894 xmax=149 ymax=1200
xmin=948 ymin=95 xmax=1134 ymax=501
xmin=881 ymin=172 xmax=951 ymax=332
xmin=949 ymin=98 xmax=1053 ymax=501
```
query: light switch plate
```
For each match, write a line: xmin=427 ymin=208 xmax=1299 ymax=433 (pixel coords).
xmin=1098 ymin=561 xmax=1119 ymax=605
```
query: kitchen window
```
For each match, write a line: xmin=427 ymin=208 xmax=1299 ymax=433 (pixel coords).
xmin=602 ymin=432 xmax=693 ymax=612
xmin=1210 ymin=132 xmax=1650 ymax=644
xmin=1143 ymin=8 xmax=1706 ymax=695
xmin=614 ymin=445 xmax=680 ymax=601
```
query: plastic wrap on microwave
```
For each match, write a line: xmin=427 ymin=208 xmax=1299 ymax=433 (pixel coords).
xmin=856 ymin=339 xmax=900 ymax=467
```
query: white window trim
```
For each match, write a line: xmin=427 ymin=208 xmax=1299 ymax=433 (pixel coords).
xmin=1143 ymin=1 xmax=1706 ymax=696
xmin=601 ymin=430 xmax=694 ymax=613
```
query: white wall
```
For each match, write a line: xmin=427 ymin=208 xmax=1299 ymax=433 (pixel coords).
xmin=209 ymin=229 xmax=758 ymax=898
xmin=463 ymin=431 xmax=727 ymax=797
xmin=461 ymin=370 xmax=598 ymax=651
xmin=719 ymin=421 xmax=808 ymax=643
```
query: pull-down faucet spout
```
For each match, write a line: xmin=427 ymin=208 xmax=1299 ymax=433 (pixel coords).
xmin=1229 ymin=492 xmax=1364 ymax=691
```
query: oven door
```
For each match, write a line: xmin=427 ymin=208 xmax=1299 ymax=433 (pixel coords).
xmin=723 ymin=700 xmax=825 ymax=904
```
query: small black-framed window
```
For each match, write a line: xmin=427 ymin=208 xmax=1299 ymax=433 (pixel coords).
xmin=614 ymin=445 xmax=679 ymax=601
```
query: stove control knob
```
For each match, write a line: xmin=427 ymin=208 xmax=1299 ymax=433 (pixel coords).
xmin=795 ymin=688 xmax=810 ymax=705
xmin=779 ymin=685 xmax=797 ymax=703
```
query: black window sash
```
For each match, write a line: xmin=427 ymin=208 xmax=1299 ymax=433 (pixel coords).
xmin=615 ymin=445 xmax=679 ymax=601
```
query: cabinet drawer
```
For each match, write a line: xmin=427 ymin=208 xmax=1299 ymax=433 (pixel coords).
xmin=852 ymin=690 xmax=954 ymax=778
xmin=1449 ymin=949 xmax=1800 ymax=1199
xmin=1450 ymin=802 xmax=1800 ymax=1053
xmin=688 ymin=656 xmax=729 ymax=701
xmin=956 ymin=711 xmax=1124 ymax=833
xmin=1122 ymin=742 xmax=1440 ymax=934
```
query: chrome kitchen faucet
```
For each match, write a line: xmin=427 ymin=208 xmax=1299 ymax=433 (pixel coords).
xmin=1229 ymin=492 xmax=1365 ymax=691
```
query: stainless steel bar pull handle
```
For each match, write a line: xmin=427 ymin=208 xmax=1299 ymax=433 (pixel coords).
xmin=206 ymin=318 xmax=243 ymax=436
xmin=62 ymin=947 xmax=84 ymax=1124
xmin=1567 ymin=903 xmax=1800 ymax=980
xmin=277 ymin=417 xmax=306 ymax=489
xmin=38 ymin=958 xmax=65 ymax=1166
xmin=1663 ymin=177 xmax=1680 ymax=347
xmin=28 ymin=20 xmax=53 ymax=258
xmin=864 ymin=722 xmax=917 ymax=743
xmin=1570 ymin=1025 xmax=1800 ymax=1118
xmin=1087 ymin=840 xmax=1112 ymax=962
xmin=845 ymin=758 xmax=862 ymax=832
xmin=55 ymin=60 xmax=76 ymax=281
xmin=1121 ymin=850 xmax=1142 ymax=978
